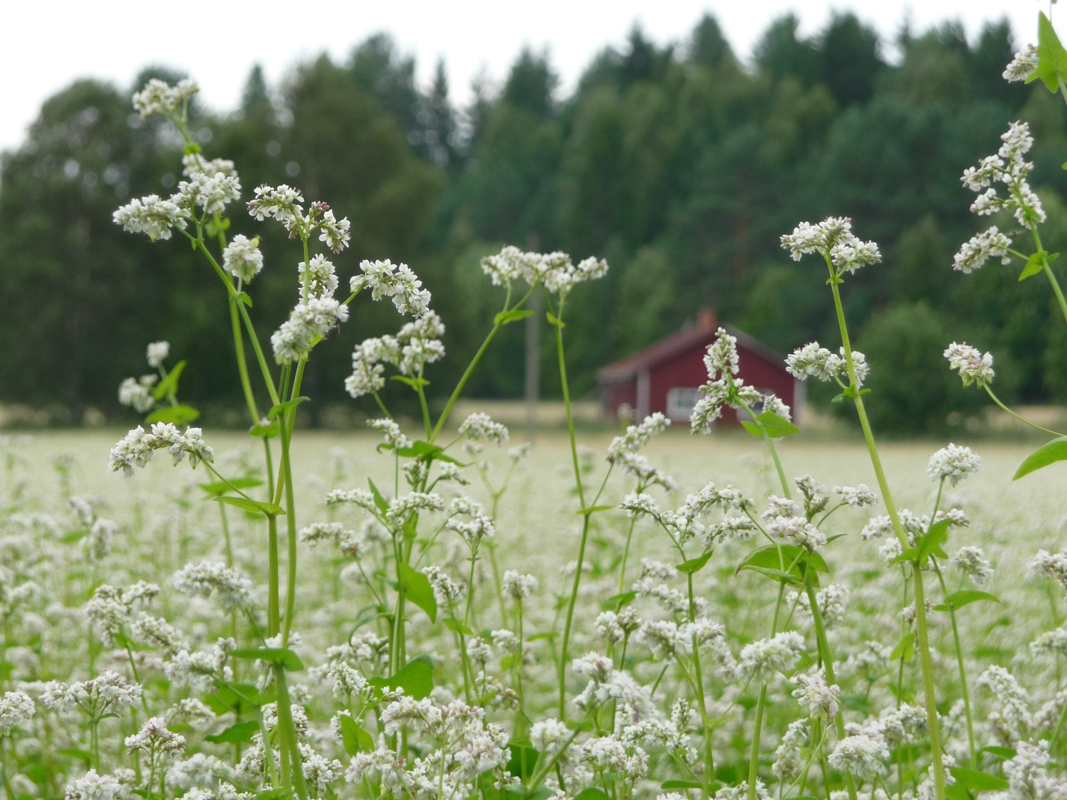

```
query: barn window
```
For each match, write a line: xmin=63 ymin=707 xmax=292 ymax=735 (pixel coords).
xmin=666 ymin=387 xmax=701 ymax=421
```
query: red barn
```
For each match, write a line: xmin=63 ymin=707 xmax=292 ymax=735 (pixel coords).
xmin=597 ymin=312 xmax=803 ymax=426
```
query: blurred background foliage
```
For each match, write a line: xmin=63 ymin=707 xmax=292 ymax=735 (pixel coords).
xmin=0 ymin=13 xmax=1062 ymax=434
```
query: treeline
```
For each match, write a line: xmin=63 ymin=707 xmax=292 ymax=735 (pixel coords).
xmin=2 ymin=14 xmax=1065 ymax=433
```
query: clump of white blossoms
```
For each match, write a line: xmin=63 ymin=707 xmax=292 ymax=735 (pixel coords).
xmin=955 ymin=121 xmax=1044 ymax=273
xmin=63 ymin=770 xmax=127 ymax=800
xmin=118 ymin=374 xmax=158 ymax=413
xmin=828 ymin=734 xmax=889 ymax=779
xmin=222 ymin=234 xmax=264 ymax=283
xmin=107 ymin=423 xmax=213 ymax=476
xmin=173 ymin=561 xmax=254 ymax=611
xmin=0 ymin=690 xmax=34 ymax=736
xmin=780 ymin=216 xmax=881 ymax=275
xmin=944 ymin=342 xmax=995 ymax=388
xmin=1003 ymin=44 xmax=1038 ymax=82
xmin=459 ymin=412 xmax=509 ymax=445
xmin=480 ymin=245 xmax=609 ymax=296
xmin=146 ymin=341 xmax=170 ymax=368
xmin=739 ymin=631 xmax=805 ymax=682
xmin=690 ymin=327 xmax=790 ymax=433
xmin=927 ymin=444 xmax=981 ymax=486
xmin=247 ymin=187 xmax=351 ymax=253
xmin=786 ymin=341 xmax=869 ymax=389
xmin=133 ymin=77 xmax=199 ymax=118
xmin=350 ymin=259 xmax=431 ymax=318
xmin=345 ymin=312 xmax=447 ymax=397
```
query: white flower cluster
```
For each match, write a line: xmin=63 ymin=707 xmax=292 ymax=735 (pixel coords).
xmin=834 ymin=484 xmax=878 ymax=508
xmin=351 ymin=260 xmax=431 ymax=318
xmin=607 ymin=412 xmax=670 ymax=462
xmin=786 ymin=341 xmax=869 ymax=388
xmin=791 ymin=669 xmax=840 ymax=719
xmin=84 ymin=581 xmax=160 ymax=646
xmin=739 ymin=631 xmax=805 ymax=682
xmin=691 ymin=328 xmax=789 ymax=433
xmin=146 ymin=341 xmax=170 ymax=369
xmin=766 ymin=514 xmax=826 ymax=551
xmin=41 ymin=670 xmax=142 ymax=717
xmin=480 ymin=245 xmax=609 ymax=295
xmin=0 ymin=690 xmax=34 ymax=736
xmin=944 ymin=342 xmax=995 ymax=388
xmin=125 ymin=715 xmax=186 ymax=762
xmin=780 ymin=217 xmax=882 ymax=275
xmin=345 ymin=312 xmax=446 ymax=397
xmin=1003 ymin=44 xmax=1038 ymax=83
xmin=952 ymin=227 xmax=1013 ymax=274
xmin=118 ymin=374 xmax=158 ymax=413
xmin=459 ymin=413 xmax=509 ymax=445
xmin=222 ymin=235 xmax=264 ymax=283
xmin=63 ymin=770 xmax=126 ymax=800
xmin=573 ymin=652 xmax=656 ymax=718
xmin=621 ymin=481 xmax=748 ymax=545
xmin=503 ymin=570 xmax=538 ymax=600
xmin=951 ymin=546 xmax=993 ymax=585
xmin=1029 ymin=550 xmax=1067 ymax=594
xmin=132 ymin=78 xmax=199 ymax=118
xmin=108 ymin=423 xmax=213 ymax=476
xmin=173 ymin=561 xmax=254 ymax=611
xmin=927 ymin=444 xmax=981 ymax=486
xmin=271 ymin=296 xmax=349 ymax=364
xmin=828 ymin=733 xmax=888 ymax=779
xmin=113 ymin=194 xmax=191 ymax=242
xmin=247 ymin=187 xmax=351 ymax=253
xmin=959 ymin=122 xmax=1044 ymax=245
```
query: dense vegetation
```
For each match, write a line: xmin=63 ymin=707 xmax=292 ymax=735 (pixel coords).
xmin=1 ymin=13 xmax=1063 ymax=432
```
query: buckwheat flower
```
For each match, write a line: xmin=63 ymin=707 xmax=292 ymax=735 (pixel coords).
xmin=165 ymin=640 xmax=234 ymax=692
xmin=530 ymin=719 xmax=571 ymax=753
xmin=1031 ymin=627 xmax=1067 ymax=659
xmin=177 ymin=170 xmax=242 ymax=215
xmin=1004 ymin=44 xmax=1039 ymax=82
xmin=607 ymin=413 xmax=670 ymax=462
xmin=573 ymin=652 xmax=656 ymax=718
xmin=459 ymin=412 xmax=509 ymax=445
xmin=131 ymin=615 xmax=187 ymax=657
xmin=1003 ymin=740 xmax=1067 ymax=800
xmin=638 ymin=620 xmax=690 ymax=660
xmin=447 ymin=513 xmax=496 ymax=548
xmin=739 ymin=631 xmax=806 ymax=682
xmin=782 ymin=217 xmax=880 ymax=274
xmin=173 ymin=561 xmax=253 ymax=611
xmin=787 ymin=342 xmax=842 ymax=382
xmin=423 ymin=565 xmax=464 ymax=606
xmin=167 ymin=753 xmax=236 ymax=789
xmin=0 ymin=691 xmax=34 ymax=736
xmin=133 ymin=77 xmax=198 ymax=118
xmin=317 ymin=208 xmax=352 ymax=253
xmin=961 ymin=122 xmax=1045 ymax=229
xmin=146 ymin=341 xmax=170 ymax=369
xmin=113 ymin=194 xmax=190 ymax=241
xmin=621 ymin=491 xmax=660 ymax=519
xmin=503 ymin=570 xmax=538 ymax=600
xmin=707 ymin=515 xmax=758 ymax=543
xmin=118 ymin=375 xmax=157 ymax=413
xmin=835 ymin=484 xmax=878 ymax=508
xmin=125 ymin=715 xmax=185 ymax=760
xmin=951 ymin=546 xmax=993 ymax=585
xmin=715 ymin=781 xmax=771 ymax=800
xmin=64 ymin=770 xmax=126 ymax=800
xmin=944 ymin=342 xmax=995 ymax=388
xmin=768 ymin=515 xmax=826 ymax=551
xmin=181 ymin=153 xmax=235 ymax=178
xmin=386 ymin=492 xmax=444 ymax=527
xmin=353 ymin=259 xmax=432 ymax=318
xmin=367 ymin=418 xmax=410 ymax=450
xmin=829 ymin=734 xmax=889 ymax=779
xmin=773 ymin=718 xmax=810 ymax=782
xmin=272 ymin=297 xmax=349 ymax=364
xmin=762 ymin=496 xmax=800 ymax=520
xmin=861 ymin=514 xmax=894 ymax=541
xmin=247 ymin=184 xmax=305 ymax=231
xmin=979 ymin=666 xmax=1032 ymax=741
xmin=953 ymin=228 xmax=1012 ymax=273
xmin=299 ymin=254 xmax=338 ymax=299
xmin=927 ymin=444 xmax=981 ymax=485
xmin=222 ymin=234 xmax=264 ymax=283
xmin=1030 ymin=550 xmax=1067 ymax=592
xmin=831 ymin=238 xmax=882 ymax=274
xmin=792 ymin=669 xmax=840 ymax=719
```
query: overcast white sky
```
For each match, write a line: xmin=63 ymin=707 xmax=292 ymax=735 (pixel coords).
xmin=0 ymin=0 xmax=1052 ymax=153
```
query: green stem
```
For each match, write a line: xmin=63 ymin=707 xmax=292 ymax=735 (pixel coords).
xmin=826 ymin=260 xmax=945 ymax=800
xmin=985 ymin=386 xmax=1064 ymax=437
xmin=933 ymin=561 xmax=976 ymax=767
xmin=746 ymin=582 xmax=786 ymax=800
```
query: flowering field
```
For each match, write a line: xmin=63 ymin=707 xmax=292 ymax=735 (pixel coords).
xmin=5 ymin=17 xmax=1067 ymax=800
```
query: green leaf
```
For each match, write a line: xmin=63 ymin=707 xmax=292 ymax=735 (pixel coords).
xmin=917 ymin=519 xmax=952 ymax=563
xmin=1020 ymin=251 xmax=1049 ymax=282
xmin=605 ymin=590 xmax=638 ymax=608
xmin=234 ymin=290 xmax=252 ymax=307
xmin=182 ymin=142 xmax=202 ymax=156
xmin=741 ymin=565 xmax=803 ymax=587
xmin=495 ymin=309 xmax=535 ymax=325
xmin=979 ymin=746 xmax=1016 ymax=761
xmin=937 ymin=590 xmax=1001 ymax=612
xmin=396 ymin=440 xmax=462 ymax=465
xmin=370 ymin=657 xmax=434 ymax=699
xmin=229 ymin=647 xmax=304 ymax=671
xmin=755 ymin=411 xmax=800 ymax=438
xmin=340 ymin=715 xmax=374 ymax=755
xmin=267 ymin=396 xmax=309 ymax=421
xmin=398 ymin=563 xmax=438 ymax=623
xmin=1014 ymin=436 xmax=1067 ymax=480
xmin=572 ymin=789 xmax=609 ymax=800
xmin=213 ymin=495 xmax=286 ymax=517
xmin=945 ymin=784 xmax=971 ymax=800
xmin=205 ymin=720 xmax=259 ymax=744
xmin=368 ymin=478 xmax=390 ymax=513
xmin=146 ymin=404 xmax=200 ymax=425
xmin=249 ymin=419 xmax=279 ymax=439
xmin=507 ymin=743 xmax=541 ymax=781
xmin=737 ymin=544 xmax=829 ymax=576
xmin=546 ymin=311 xmax=565 ymax=328
xmin=199 ymin=477 xmax=264 ymax=496
xmin=891 ymin=633 xmax=915 ymax=663
xmin=950 ymin=767 xmax=1010 ymax=793
xmin=660 ymin=781 xmax=703 ymax=790
xmin=444 ymin=618 xmax=474 ymax=635
xmin=892 ymin=547 xmax=920 ymax=565
xmin=56 ymin=747 xmax=94 ymax=763
xmin=1029 ymin=12 xmax=1067 ymax=91
xmin=676 ymin=551 xmax=714 ymax=575
xmin=391 ymin=375 xmax=431 ymax=389
xmin=257 ymin=790 xmax=295 ymax=800
xmin=152 ymin=360 xmax=187 ymax=400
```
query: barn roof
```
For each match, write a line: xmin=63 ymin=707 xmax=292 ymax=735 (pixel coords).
xmin=597 ymin=323 xmax=788 ymax=384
